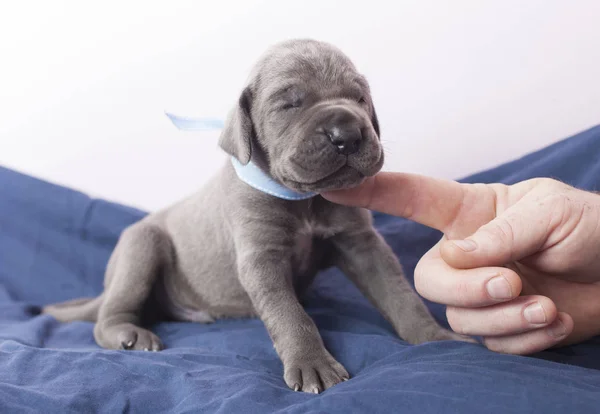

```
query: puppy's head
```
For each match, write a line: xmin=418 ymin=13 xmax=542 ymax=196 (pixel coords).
xmin=220 ymin=39 xmax=383 ymax=193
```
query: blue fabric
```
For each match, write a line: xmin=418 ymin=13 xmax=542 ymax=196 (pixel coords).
xmin=2 ymin=126 xmax=600 ymax=413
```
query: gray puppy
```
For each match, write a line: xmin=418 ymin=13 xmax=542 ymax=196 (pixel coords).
xmin=44 ymin=39 xmax=472 ymax=393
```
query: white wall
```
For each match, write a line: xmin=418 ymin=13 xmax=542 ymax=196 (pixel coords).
xmin=1 ymin=0 xmax=599 ymax=211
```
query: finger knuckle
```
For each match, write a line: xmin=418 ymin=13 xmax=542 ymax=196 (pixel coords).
xmin=534 ymin=177 xmax=555 ymax=186
xmin=481 ymin=218 xmax=515 ymax=248
xmin=531 ymin=177 xmax=562 ymax=189
xmin=455 ymin=280 xmax=473 ymax=306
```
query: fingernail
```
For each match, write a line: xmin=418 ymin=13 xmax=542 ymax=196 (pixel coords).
xmin=547 ymin=319 xmax=567 ymax=338
xmin=451 ymin=239 xmax=477 ymax=252
xmin=486 ymin=276 xmax=513 ymax=300
xmin=523 ymin=302 xmax=547 ymax=325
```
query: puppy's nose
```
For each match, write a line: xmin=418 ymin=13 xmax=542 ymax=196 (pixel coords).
xmin=325 ymin=126 xmax=362 ymax=155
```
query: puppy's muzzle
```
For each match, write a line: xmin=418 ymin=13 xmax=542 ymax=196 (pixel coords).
xmin=317 ymin=106 xmax=365 ymax=156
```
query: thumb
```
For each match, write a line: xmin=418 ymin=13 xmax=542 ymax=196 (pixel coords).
xmin=440 ymin=202 xmax=554 ymax=269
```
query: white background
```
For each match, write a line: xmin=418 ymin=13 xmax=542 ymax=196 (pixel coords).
xmin=1 ymin=1 xmax=599 ymax=211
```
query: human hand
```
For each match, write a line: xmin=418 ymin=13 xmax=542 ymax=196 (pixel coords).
xmin=323 ymin=174 xmax=600 ymax=354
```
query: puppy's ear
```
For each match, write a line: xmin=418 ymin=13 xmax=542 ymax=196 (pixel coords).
xmin=219 ymin=87 xmax=254 ymax=164
xmin=358 ymin=75 xmax=381 ymax=137
xmin=371 ymin=105 xmax=380 ymax=137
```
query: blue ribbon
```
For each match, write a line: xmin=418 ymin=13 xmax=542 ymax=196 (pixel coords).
xmin=165 ymin=112 xmax=225 ymax=131
xmin=165 ymin=112 xmax=317 ymax=200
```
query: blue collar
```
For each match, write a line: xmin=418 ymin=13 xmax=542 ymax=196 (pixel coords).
xmin=166 ymin=111 xmax=317 ymax=201
xmin=231 ymin=157 xmax=317 ymax=200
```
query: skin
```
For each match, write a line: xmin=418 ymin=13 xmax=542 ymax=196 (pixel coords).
xmin=42 ymin=39 xmax=472 ymax=394
xmin=323 ymin=173 xmax=600 ymax=355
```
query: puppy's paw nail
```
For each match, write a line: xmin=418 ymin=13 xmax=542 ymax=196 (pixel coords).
xmin=313 ymin=387 xmax=320 ymax=394
xmin=293 ymin=384 xmax=300 ymax=392
xmin=143 ymin=348 xmax=150 ymax=351
xmin=342 ymin=377 xmax=349 ymax=382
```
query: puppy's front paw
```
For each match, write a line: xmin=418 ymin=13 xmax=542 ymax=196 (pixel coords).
xmin=283 ymin=350 xmax=349 ymax=394
xmin=95 ymin=323 xmax=164 ymax=351
xmin=118 ymin=327 xmax=164 ymax=351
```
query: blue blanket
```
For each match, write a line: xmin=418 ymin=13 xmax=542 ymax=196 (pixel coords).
xmin=2 ymin=126 xmax=600 ymax=413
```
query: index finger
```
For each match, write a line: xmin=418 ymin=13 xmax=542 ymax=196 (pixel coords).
xmin=322 ymin=172 xmax=466 ymax=232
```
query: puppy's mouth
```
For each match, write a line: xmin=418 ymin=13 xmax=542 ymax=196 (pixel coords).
xmin=280 ymin=149 xmax=384 ymax=193
xmin=282 ymin=165 xmax=362 ymax=192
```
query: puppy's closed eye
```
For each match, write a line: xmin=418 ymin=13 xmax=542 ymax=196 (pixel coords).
xmin=276 ymin=85 xmax=305 ymax=111
xmin=282 ymin=99 xmax=303 ymax=110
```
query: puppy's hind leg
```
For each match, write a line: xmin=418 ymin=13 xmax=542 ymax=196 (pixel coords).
xmin=94 ymin=223 xmax=171 ymax=351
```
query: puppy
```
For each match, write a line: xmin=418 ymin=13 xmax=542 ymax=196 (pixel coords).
xmin=44 ymin=39 xmax=471 ymax=393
